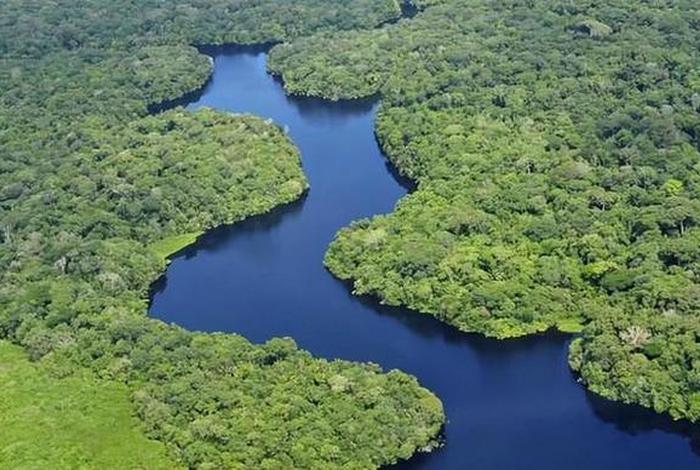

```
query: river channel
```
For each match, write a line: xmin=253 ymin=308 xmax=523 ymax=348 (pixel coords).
xmin=150 ymin=46 xmax=700 ymax=469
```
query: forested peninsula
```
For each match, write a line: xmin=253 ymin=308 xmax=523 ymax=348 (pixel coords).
xmin=5 ymin=0 xmax=700 ymax=467
xmin=269 ymin=0 xmax=700 ymax=422
xmin=0 ymin=1 xmax=444 ymax=468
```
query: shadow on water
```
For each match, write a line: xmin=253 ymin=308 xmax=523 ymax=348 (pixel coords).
xmin=180 ymin=194 xmax=306 ymax=261
xmin=178 ymin=43 xmax=379 ymax=119
xmin=149 ymin=194 xmax=308 ymax=299
xmin=586 ymin=392 xmax=700 ymax=458
xmin=337 ymin=277 xmax=571 ymax=351
xmin=148 ymin=45 xmax=700 ymax=468
xmin=147 ymin=78 xmax=212 ymax=114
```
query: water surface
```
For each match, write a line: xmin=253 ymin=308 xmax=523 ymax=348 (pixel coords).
xmin=150 ymin=46 xmax=700 ymax=469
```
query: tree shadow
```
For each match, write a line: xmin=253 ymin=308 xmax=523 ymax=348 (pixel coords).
xmin=148 ymin=193 xmax=307 ymax=301
xmin=586 ymin=390 xmax=700 ymax=457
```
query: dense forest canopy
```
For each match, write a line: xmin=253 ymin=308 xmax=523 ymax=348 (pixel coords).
xmin=0 ymin=1 xmax=444 ymax=468
xmin=268 ymin=0 xmax=700 ymax=422
xmin=5 ymin=0 xmax=700 ymax=466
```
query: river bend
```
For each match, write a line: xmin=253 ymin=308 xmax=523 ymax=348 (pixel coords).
xmin=150 ymin=46 xmax=700 ymax=469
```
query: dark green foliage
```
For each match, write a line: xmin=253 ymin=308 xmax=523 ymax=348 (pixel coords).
xmin=1 ymin=0 xmax=402 ymax=57
xmin=0 ymin=0 xmax=444 ymax=468
xmin=269 ymin=0 xmax=700 ymax=422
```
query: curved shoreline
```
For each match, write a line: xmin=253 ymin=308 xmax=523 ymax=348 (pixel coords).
xmin=148 ymin=44 xmax=700 ymax=467
xmin=144 ymin=43 xmax=445 ymax=467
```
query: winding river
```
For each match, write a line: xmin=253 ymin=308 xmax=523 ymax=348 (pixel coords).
xmin=150 ymin=46 xmax=700 ymax=468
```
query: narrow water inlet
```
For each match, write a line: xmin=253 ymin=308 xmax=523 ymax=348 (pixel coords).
xmin=149 ymin=47 xmax=700 ymax=469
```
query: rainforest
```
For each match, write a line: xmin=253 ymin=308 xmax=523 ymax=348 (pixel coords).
xmin=2 ymin=0 xmax=700 ymax=468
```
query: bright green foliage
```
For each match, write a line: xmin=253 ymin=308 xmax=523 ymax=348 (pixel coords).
xmin=270 ymin=0 xmax=700 ymax=421
xmin=0 ymin=0 xmax=444 ymax=468
xmin=131 ymin=332 xmax=444 ymax=468
xmin=0 ymin=341 xmax=177 ymax=470
xmin=150 ymin=233 xmax=201 ymax=261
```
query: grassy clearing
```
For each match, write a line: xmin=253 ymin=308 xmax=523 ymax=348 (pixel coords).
xmin=149 ymin=232 xmax=201 ymax=262
xmin=556 ymin=319 xmax=585 ymax=334
xmin=0 ymin=342 xmax=178 ymax=470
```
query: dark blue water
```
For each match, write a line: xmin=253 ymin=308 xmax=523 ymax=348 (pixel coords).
xmin=150 ymin=46 xmax=700 ymax=469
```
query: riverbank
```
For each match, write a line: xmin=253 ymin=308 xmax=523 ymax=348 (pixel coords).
xmin=151 ymin=47 xmax=700 ymax=468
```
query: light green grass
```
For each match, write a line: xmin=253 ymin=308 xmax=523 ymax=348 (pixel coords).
xmin=149 ymin=232 xmax=201 ymax=261
xmin=556 ymin=319 xmax=585 ymax=334
xmin=0 ymin=342 xmax=178 ymax=470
